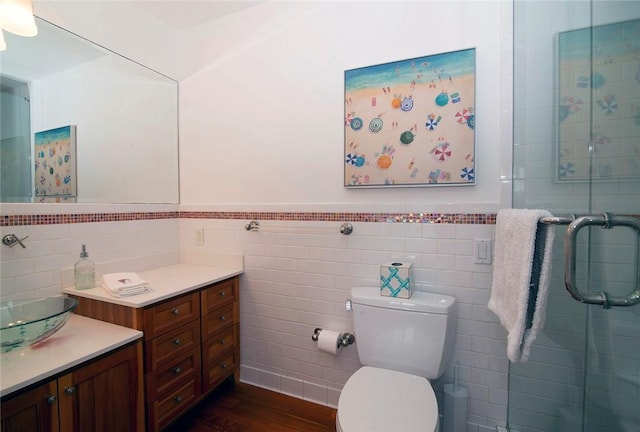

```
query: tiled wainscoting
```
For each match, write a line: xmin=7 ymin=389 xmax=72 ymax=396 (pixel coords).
xmin=180 ymin=213 xmax=507 ymax=432
xmin=1 ymin=209 xmax=506 ymax=432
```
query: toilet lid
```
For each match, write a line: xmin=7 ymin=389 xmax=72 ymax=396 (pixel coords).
xmin=337 ymin=366 xmax=438 ymax=432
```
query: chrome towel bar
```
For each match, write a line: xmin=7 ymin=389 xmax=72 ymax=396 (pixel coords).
xmin=244 ymin=220 xmax=354 ymax=235
xmin=540 ymin=213 xmax=640 ymax=309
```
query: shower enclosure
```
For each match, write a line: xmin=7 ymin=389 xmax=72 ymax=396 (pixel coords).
xmin=510 ymin=1 xmax=639 ymax=431
xmin=0 ymin=78 xmax=32 ymax=202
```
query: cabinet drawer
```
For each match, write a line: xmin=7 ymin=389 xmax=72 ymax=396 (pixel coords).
xmin=143 ymin=292 xmax=199 ymax=340
xmin=201 ymin=303 xmax=234 ymax=340
xmin=150 ymin=378 xmax=200 ymax=431
xmin=201 ymin=278 xmax=235 ymax=315
xmin=202 ymin=351 xmax=235 ymax=393
xmin=202 ymin=326 xmax=235 ymax=363
xmin=145 ymin=320 xmax=200 ymax=371
xmin=146 ymin=346 xmax=201 ymax=401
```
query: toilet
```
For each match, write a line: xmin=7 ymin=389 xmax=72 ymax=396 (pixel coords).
xmin=336 ymin=286 xmax=456 ymax=432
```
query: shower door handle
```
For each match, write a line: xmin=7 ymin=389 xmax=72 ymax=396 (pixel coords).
xmin=564 ymin=214 xmax=640 ymax=309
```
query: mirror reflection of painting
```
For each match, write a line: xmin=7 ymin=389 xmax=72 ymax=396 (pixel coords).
xmin=34 ymin=125 xmax=76 ymax=202
xmin=344 ymin=48 xmax=476 ymax=188
xmin=556 ymin=19 xmax=640 ymax=182
xmin=0 ymin=16 xmax=179 ymax=204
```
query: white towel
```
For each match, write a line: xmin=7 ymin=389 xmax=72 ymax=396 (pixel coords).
xmin=488 ymin=209 xmax=555 ymax=362
xmin=101 ymin=272 xmax=150 ymax=298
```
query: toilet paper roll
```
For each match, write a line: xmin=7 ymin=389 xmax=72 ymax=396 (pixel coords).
xmin=316 ymin=329 xmax=340 ymax=354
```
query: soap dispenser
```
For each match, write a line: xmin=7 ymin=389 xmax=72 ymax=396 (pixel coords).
xmin=74 ymin=244 xmax=95 ymax=290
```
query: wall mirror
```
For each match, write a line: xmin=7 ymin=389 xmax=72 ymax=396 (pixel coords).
xmin=0 ymin=16 xmax=179 ymax=204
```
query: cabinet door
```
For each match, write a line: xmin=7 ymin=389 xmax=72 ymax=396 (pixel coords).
xmin=58 ymin=342 xmax=143 ymax=432
xmin=1 ymin=380 xmax=59 ymax=432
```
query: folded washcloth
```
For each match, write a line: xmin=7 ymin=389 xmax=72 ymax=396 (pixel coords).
xmin=102 ymin=272 xmax=150 ymax=298
xmin=488 ymin=209 xmax=555 ymax=362
xmin=102 ymin=284 xmax=150 ymax=298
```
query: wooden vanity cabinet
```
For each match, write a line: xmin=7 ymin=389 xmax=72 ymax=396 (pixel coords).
xmin=68 ymin=275 xmax=240 ymax=431
xmin=1 ymin=341 xmax=143 ymax=432
xmin=1 ymin=380 xmax=59 ymax=432
xmin=58 ymin=341 xmax=144 ymax=432
xmin=145 ymin=292 xmax=202 ymax=430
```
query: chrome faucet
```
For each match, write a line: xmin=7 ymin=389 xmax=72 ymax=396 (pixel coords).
xmin=2 ymin=234 xmax=29 ymax=248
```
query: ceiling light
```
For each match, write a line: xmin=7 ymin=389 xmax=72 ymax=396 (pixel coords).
xmin=0 ymin=0 xmax=38 ymax=37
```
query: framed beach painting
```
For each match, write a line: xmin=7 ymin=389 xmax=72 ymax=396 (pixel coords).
xmin=344 ymin=48 xmax=476 ymax=188
xmin=34 ymin=125 xmax=77 ymax=201
xmin=555 ymin=19 xmax=640 ymax=182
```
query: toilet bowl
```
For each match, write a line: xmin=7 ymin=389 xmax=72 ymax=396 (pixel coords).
xmin=335 ymin=287 xmax=456 ymax=432
xmin=336 ymin=366 xmax=438 ymax=432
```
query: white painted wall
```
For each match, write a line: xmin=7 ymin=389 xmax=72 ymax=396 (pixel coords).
xmin=178 ymin=1 xmax=512 ymax=208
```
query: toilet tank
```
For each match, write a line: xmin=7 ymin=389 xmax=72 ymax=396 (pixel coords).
xmin=350 ymin=286 xmax=456 ymax=379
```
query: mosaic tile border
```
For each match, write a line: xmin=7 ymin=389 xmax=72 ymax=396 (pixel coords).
xmin=182 ymin=212 xmax=497 ymax=224
xmin=2 ymin=211 xmax=496 ymax=227
xmin=3 ymin=211 xmax=638 ymax=227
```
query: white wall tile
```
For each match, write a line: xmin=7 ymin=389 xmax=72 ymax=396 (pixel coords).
xmin=2 ymin=215 xmax=512 ymax=430
xmin=182 ymin=219 xmax=510 ymax=429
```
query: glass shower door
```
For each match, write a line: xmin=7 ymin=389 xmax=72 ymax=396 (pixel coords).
xmin=1 ymin=79 xmax=32 ymax=202
xmin=511 ymin=1 xmax=640 ymax=431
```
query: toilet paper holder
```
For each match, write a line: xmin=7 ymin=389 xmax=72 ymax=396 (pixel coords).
xmin=312 ymin=327 xmax=355 ymax=347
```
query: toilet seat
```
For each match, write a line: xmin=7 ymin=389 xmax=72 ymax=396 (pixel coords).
xmin=336 ymin=366 xmax=438 ymax=432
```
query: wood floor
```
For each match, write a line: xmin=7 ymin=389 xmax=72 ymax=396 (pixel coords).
xmin=164 ymin=379 xmax=337 ymax=432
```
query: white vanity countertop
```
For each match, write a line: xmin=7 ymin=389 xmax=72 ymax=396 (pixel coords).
xmin=62 ymin=263 xmax=243 ymax=308
xmin=1 ymin=314 xmax=142 ymax=398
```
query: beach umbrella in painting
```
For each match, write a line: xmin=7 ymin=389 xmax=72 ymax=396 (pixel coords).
xmin=431 ymin=142 xmax=452 ymax=161
xmin=377 ymin=154 xmax=392 ymax=169
xmin=596 ymin=95 xmax=617 ymax=115
xmin=435 ymin=91 xmax=449 ymax=107
xmin=369 ymin=118 xmax=384 ymax=133
xmin=467 ymin=114 xmax=475 ymax=130
xmin=425 ymin=114 xmax=441 ymax=131
xmin=346 ymin=153 xmax=366 ymax=167
xmin=401 ymin=97 xmax=414 ymax=111
xmin=567 ymin=96 xmax=583 ymax=113
xmin=558 ymin=162 xmax=576 ymax=178
xmin=350 ymin=117 xmax=363 ymax=131
xmin=400 ymin=131 xmax=414 ymax=144
xmin=345 ymin=113 xmax=353 ymax=127
xmin=591 ymin=72 xmax=605 ymax=89
xmin=455 ymin=108 xmax=471 ymax=125
xmin=460 ymin=167 xmax=474 ymax=181
xmin=559 ymin=96 xmax=583 ymax=122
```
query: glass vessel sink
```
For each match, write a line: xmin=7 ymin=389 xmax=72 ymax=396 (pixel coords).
xmin=1 ymin=297 xmax=78 ymax=352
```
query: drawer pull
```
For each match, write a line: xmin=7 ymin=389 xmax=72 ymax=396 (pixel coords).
xmin=47 ymin=395 xmax=57 ymax=405
xmin=219 ymin=291 xmax=226 ymax=297
xmin=175 ymin=396 xmax=182 ymax=403
xmin=173 ymin=367 xmax=182 ymax=374
xmin=220 ymin=363 xmax=227 ymax=369
xmin=64 ymin=386 xmax=75 ymax=395
xmin=219 ymin=315 xmax=226 ymax=321
xmin=219 ymin=338 xmax=226 ymax=345
xmin=173 ymin=338 xmax=181 ymax=345
xmin=172 ymin=308 xmax=180 ymax=316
